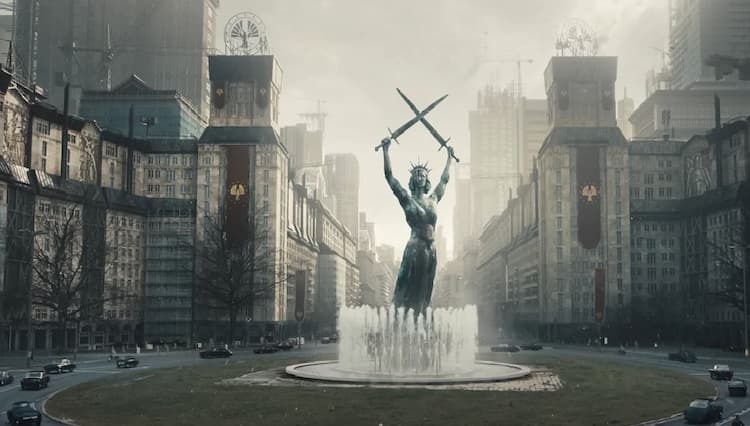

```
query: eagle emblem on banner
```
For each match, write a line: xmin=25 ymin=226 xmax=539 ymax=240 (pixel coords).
xmin=212 ymin=81 xmax=227 ymax=109
xmin=256 ymin=86 xmax=269 ymax=109
xmin=581 ymin=184 xmax=599 ymax=203
xmin=229 ymin=182 xmax=247 ymax=201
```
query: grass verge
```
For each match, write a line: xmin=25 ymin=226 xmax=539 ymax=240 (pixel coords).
xmin=46 ymin=351 xmax=715 ymax=426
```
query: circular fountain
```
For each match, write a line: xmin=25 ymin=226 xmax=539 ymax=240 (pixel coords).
xmin=286 ymin=304 xmax=531 ymax=385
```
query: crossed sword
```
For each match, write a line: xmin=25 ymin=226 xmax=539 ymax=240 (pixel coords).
xmin=374 ymin=89 xmax=460 ymax=163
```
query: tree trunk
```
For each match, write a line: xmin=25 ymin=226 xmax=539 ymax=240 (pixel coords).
xmin=57 ymin=316 xmax=67 ymax=354
xmin=228 ymin=309 xmax=236 ymax=345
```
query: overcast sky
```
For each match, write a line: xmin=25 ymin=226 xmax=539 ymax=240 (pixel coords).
xmin=219 ymin=0 xmax=669 ymax=258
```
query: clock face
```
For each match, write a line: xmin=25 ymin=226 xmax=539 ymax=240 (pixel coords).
xmin=224 ymin=13 xmax=267 ymax=55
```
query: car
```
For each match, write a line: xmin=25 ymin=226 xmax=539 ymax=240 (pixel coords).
xmin=199 ymin=347 xmax=233 ymax=359
xmin=6 ymin=401 xmax=41 ymax=425
xmin=254 ymin=344 xmax=279 ymax=354
xmin=20 ymin=372 xmax=48 ymax=391
xmin=668 ymin=350 xmax=697 ymax=363
xmin=490 ymin=344 xmax=521 ymax=353
xmin=729 ymin=379 xmax=748 ymax=397
xmin=116 ymin=356 xmax=139 ymax=368
xmin=0 ymin=370 xmax=15 ymax=386
xmin=519 ymin=343 xmax=543 ymax=351
xmin=683 ymin=398 xmax=722 ymax=424
xmin=709 ymin=364 xmax=734 ymax=380
xmin=276 ymin=340 xmax=294 ymax=351
xmin=321 ymin=336 xmax=331 ymax=344
xmin=44 ymin=358 xmax=76 ymax=374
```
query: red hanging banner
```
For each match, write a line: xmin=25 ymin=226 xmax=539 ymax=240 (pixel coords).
xmin=225 ymin=145 xmax=250 ymax=247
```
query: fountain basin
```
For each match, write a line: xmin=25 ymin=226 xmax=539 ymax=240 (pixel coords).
xmin=285 ymin=360 xmax=531 ymax=385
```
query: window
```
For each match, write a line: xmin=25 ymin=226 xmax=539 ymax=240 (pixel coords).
xmin=41 ymin=158 xmax=47 ymax=172
xmin=36 ymin=120 xmax=50 ymax=135
xmin=264 ymin=170 xmax=269 ymax=182
xmin=645 ymin=174 xmax=654 ymax=184
xmin=263 ymin=184 xmax=269 ymax=196
xmin=42 ymin=141 xmax=47 ymax=156
xmin=645 ymin=187 xmax=654 ymax=200
xmin=166 ymin=185 xmax=175 ymax=197
xmin=69 ymin=134 xmax=76 ymax=145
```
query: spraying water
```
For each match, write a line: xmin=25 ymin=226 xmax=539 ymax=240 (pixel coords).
xmin=338 ymin=304 xmax=478 ymax=377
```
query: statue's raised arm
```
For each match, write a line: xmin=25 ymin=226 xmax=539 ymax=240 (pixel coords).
xmin=381 ymin=137 xmax=410 ymax=207
xmin=431 ymin=145 xmax=454 ymax=203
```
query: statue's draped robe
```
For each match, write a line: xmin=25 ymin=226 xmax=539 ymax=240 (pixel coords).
xmin=390 ymin=184 xmax=437 ymax=314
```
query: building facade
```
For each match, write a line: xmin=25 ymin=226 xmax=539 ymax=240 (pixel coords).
xmin=79 ymin=75 xmax=206 ymax=139
xmin=670 ymin=0 xmax=750 ymax=90
xmin=14 ymin=0 xmax=219 ymax=119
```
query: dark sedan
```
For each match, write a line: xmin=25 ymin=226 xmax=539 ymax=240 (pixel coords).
xmin=254 ymin=344 xmax=279 ymax=354
xmin=709 ymin=364 xmax=734 ymax=380
xmin=276 ymin=340 xmax=294 ymax=351
xmin=44 ymin=358 xmax=76 ymax=374
xmin=668 ymin=350 xmax=697 ymax=363
xmin=7 ymin=401 xmax=41 ymax=425
xmin=0 ymin=370 xmax=14 ymax=386
xmin=729 ymin=379 xmax=748 ymax=397
xmin=490 ymin=344 xmax=521 ymax=353
xmin=684 ymin=399 xmax=722 ymax=424
xmin=199 ymin=347 xmax=233 ymax=359
xmin=519 ymin=343 xmax=543 ymax=351
xmin=20 ymin=372 xmax=48 ymax=391
xmin=116 ymin=356 xmax=140 ymax=368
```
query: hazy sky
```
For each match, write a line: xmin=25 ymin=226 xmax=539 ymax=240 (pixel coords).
xmin=219 ymin=0 xmax=669 ymax=258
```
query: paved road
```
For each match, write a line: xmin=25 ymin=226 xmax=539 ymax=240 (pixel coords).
xmin=0 ymin=344 xmax=339 ymax=425
xmin=542 ymin=346 xmax=750 ymax=425
xmin=0 ymin=343 xmax=743 ymax=425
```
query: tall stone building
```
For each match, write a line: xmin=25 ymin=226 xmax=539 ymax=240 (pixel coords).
xmin=616 ymin=89 xmax=634 ymax=140
xmin=324 ymin=153 xmax=359 ymax=240
xmin=13 ymin=0 xmax=219 ymax=119
xmin=281 ymin=123 xmax=323 ymax=171
xmin=468 ymin=87 xmax=518 ymax=237
xmin=196 ymin=54 xmax=287 ymax=333
xmin=476 ymin=57 xmax=631 ymax=342
xmin=520 ymin=98 xmax=550 ymax=178
xmin=79 ymin=75 xmax=206 ymax=139
xmin=670 ymin=0 xmax=750 ymax=90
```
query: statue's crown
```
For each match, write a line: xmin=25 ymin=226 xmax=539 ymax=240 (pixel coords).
xmin=409 ymin=158 xmax=431 ymax=174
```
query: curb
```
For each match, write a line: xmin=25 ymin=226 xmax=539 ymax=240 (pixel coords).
xmin=41 ymin=388 xmax=79 ymax=426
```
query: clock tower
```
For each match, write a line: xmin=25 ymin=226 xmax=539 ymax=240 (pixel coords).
xmin=537 ymin=56 xmax=631 ymax=330
xmin=197 ymin=54 xmax=288 ymax=323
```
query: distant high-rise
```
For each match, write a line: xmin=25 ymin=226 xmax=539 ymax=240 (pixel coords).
xmin=13 ymin=0 xmax=219 ymax=119
xmin=281 ymin=123 xmax=323 ymax=171
xmin=468 ymin=86 xmax=518 ymax=237
xmin=324 ymin=153 xmax=359 ymax=239
xmin=0 ymin=15 xmax=11 ymax=67
xmin=436 ymin=225 xmax=447 ymax=269
xmin=520 ymin=98 xmax=549 ymax=178
xmin=617 ymin=88 xmax=634 ymax=140
xmin=452 ymin=163 xmax=472 ymax=257
xmin=670 ymin=0 xmax=750 ymax=89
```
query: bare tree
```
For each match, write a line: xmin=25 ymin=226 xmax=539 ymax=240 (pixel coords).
xmin=31 ymin=203 xmax=119 ymax=353
xmin=193 ymin=212 xmax=285 ymax=344
xmin=708 ymin=229 xmax=746 ymax=312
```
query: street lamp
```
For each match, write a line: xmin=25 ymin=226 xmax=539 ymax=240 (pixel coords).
xmin=728 ymin=244 xmax=749 ymax=358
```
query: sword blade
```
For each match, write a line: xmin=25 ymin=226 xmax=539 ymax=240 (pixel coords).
xmin=389 ymin=92 xmax=448 ymax=140
xmin=397 ymin=89 xmax=459 ymax=162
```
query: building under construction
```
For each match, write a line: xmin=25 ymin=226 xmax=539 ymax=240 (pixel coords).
xmin=12 ymin=0 xmax=219 ymax=120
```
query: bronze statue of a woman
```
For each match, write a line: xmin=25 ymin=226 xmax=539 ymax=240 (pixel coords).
xmin=381 ymin=137 xmax=454 ymax=314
